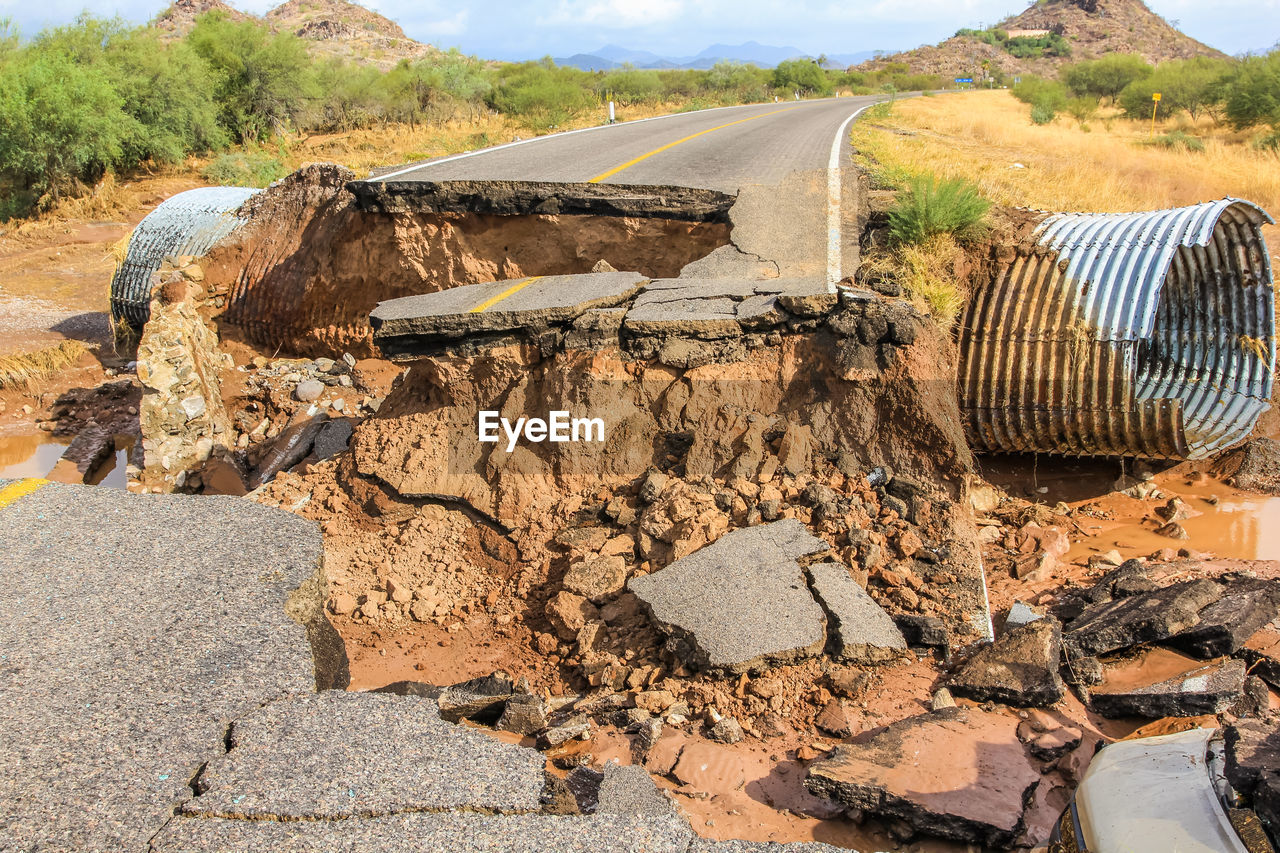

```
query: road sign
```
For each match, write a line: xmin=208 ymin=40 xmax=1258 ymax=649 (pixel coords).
xmin=955 ymin=77 xmax=973 ymax=83
xmin=1153 ymin=92 xmax=1162 ymax=101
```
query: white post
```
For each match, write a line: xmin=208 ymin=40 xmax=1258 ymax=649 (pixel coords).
xmin=608 ymin=100 xmax=615 ymax=123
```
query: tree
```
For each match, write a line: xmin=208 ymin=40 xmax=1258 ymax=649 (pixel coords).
xmin=1062 ymin=54 xmax=1153 ymax=102
xmin=771 ymin=58 xmax=830 ymax=96
xmin=1117 ymin=57 xmax=1234 ymax=121
xmin=188 ymin=11 xmax=318 ymax=142
xmin=1223 ymin=49 xmax=1280 ymax=130
xmin=0 ymin=48 xmax=127 ymax=201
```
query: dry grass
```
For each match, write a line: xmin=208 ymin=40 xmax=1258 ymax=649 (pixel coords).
xmin=0 ymin=340 xmax=88 ymax=390
xmin=864 ymin=234 xmax=969 ymax=328
xmin=851 ymin=91 xmax=1280 ymax=250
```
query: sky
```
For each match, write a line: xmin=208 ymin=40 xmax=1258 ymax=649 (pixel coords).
xmin=1 ymin=0 xmax=1276 ymax=59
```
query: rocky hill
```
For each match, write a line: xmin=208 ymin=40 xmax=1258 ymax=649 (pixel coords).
xmin=266 ymin=0 xmax=437 ymax=69
xmin=153 ymin=0 xmax=251 ymax=35
xmin=856 ymin=0 xmax=1227 ymax=79
xmin=153 ymin=0 xmax=438 ymax=70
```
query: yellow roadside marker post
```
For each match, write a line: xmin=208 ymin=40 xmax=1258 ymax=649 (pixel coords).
xmin=1150 ymin=92 xmax=1162 ymax=136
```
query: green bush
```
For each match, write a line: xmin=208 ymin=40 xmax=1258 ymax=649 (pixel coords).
xmin=772 ymin=59 xmax=831 ymax=96
xmin=1062 ymin=54 xmax=1152 ymax=101
xmin=188 ymin=11 xmax=318 ymax=143
xmin=1012 ymin=75 xmax=1067 ymax=111
xmin=1030 ymin=103 xmax=1057 ymax=124
xmin=1117 ymin=56 xmax=1234 ymax=121
xmin=1143 ymin=130 xmax=1205 ymax=152
xmin=1064 ymin=96 xmax=1098 ymax=125
xmin=200 ymin=151 xmax=288 ymax=186
xmin=1254 ymin=129 xmax=1280 ymax=151
xmin=1223 ymin=49 xmax=1280 ymax=130
xmin=887 ymin=176 xmax=991 ymax=245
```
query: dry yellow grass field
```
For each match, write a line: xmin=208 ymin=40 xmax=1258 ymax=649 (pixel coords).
xmin=850 ymin=90 xmax=1280 ymax=252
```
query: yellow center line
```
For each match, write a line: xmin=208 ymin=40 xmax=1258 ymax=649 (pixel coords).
xmin=470 ymin=276 xmax=545 ymax=313
xmin=0 ymin=478 xmax=49 ymax=511
xmin=587 ymin=106 xmax=802 ymax=184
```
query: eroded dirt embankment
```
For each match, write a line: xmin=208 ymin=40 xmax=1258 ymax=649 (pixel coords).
xmin=200 ymin=164 xmax=733 ymax=357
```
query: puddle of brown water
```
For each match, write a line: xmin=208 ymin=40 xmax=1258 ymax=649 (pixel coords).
xmin=1069 ymin=478 xmax=1280 ymax=562
xmin=0 ymin=431 xmax=129 ymax=488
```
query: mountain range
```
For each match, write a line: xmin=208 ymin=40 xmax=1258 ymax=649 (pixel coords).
xmin=550 ymin=42 xmax=885 ymax=71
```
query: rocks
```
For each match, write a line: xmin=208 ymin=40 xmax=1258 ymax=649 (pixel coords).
xmin=815 ymin=700 xmax=855 ymax=738
xmin=806 ymin=708 xmax=1041 ymax=848
xmin=805 ymin=562 xmax=907 ymax=665
xmin=563 ymin=555 xmax=629 ymax=603
xmin=539 ymin=715 xmax=591 ymax=748
xmin=546 ymin=591 xmax=600 ymax=641
xmin=946 ymin=619 xmax=1065 ymax=707
xmin=1089 ymin=658 xmax=1247 ymax=718
xmin=136 ymin=266 xmax=233 ymax=491
xmin=1061 ymin=579 xmax=1223 ymax=658
xmin=707 ymin=717 xmax=744 ymax=745
xmin=1225 ymin=720 xmax=1280 ymax=836
xmin=496 ymin=694 xmax=549 ymax=736
xmin=295 ymin=379 xmax=325 ymax=402
xmin=627 ymin=520 xmax=829 ymax=674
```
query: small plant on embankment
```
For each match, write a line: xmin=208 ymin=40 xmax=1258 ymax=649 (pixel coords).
xmin=887 ymin=175 xmax=991 ymax=245
xmin=862 ymin=175 xmax=991 ymax=329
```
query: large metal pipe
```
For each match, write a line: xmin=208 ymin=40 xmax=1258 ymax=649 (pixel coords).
xmin=110 ymin=187 xmax=259 ymax=329
xmin=958 ymin=198 xmax=1275 ymax=459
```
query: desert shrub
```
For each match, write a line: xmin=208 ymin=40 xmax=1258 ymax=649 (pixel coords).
xmin=1012 ymin=75 xmax=1067 ymax=109
xmin=486 ymin=60 xmax=597 ymax=130
xmin=1062 ymin=54 xmax=1152 ymax=102
xmin=1064 ymin=96 xmax=1098 ymax=126
xmin=200 ymin=151 xmax=288 ymax=186
xmin=1118 ymin=57 xmax=1234 ymax=121
xmin=1030 ymin=103 xmax=1057 ymax=124
xmin=897 ymin=236 xmax=968 ymax=327
xmin=1142 ymin=130 xmax=1205 ymax=152
xmin=772 ymin=59 xmax=831 ymax=96
xmin=1223 ymin=49 xmax=1280 ymax=130
xmin=1254 ymin=129 xmax=1280 ymax=151
xmin=188 ymin=11 xmax=318 ymax=142
xmin=887 ymin=175 xmax=990 ymax=245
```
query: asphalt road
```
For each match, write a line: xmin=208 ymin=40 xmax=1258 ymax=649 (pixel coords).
xmin=369 ymin=95 xmax=886 ymax=193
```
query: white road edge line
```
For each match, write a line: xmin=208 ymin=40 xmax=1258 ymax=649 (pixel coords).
xmin=826 ymin=102 xmax=877 ymax=293
xmin=372 ymin=98 xmax=840 ymax=183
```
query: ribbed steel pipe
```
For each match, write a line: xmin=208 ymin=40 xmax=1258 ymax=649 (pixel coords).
xmin=958 ymin=198 xmax=1275 ymax=459
xmin=110 ymin=187 xmax=259 ymax=329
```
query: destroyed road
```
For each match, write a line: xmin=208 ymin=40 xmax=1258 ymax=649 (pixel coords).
xmin=367 ymin=96 xmax=887 ymax=192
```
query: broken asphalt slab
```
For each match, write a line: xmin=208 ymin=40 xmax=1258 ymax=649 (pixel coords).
xmin=0 ymin=479 xmax=340 ymax=851
xmin=183 ymin=691 xmax=546 ymax=819
xmin=154 ymin=811 xmax=699 ymax=853
xmin=370 ymin=271 xmax=646 ymax=347
xmin=1087 ymin=657 xmax=1247 ymax=718
xmin=806 ymin=708 xmax=1040 ymax=849
xmin=805 ymin=561 xmax=908 ymax=665
xmin=1061 ymin=578 xmax=1223 ymax=658
xmin=627 ymin=519 xmax=830 ymax=674
xmin=946 ymin=618 xmax=1065 ymax=707
xmin=1168 ymin=577 xmax=1280 ymax=658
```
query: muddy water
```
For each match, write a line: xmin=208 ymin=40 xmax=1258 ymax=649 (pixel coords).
xmin=0 ymin=431 xmax=129 ymax=488
xmin=979 ymin=454 xmax=1280 ymax=561
xmin=1070 ymin=479 xmax=1280 ymax=562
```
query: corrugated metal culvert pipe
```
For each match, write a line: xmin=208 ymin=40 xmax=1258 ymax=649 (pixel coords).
xmin=958 ymin=198 xmax=1275 ymax=459
xmin=109 ymin=187 xmax=260 ymax=329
